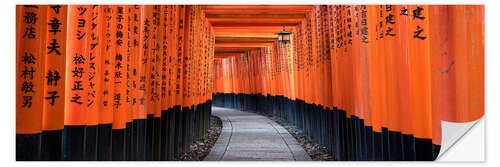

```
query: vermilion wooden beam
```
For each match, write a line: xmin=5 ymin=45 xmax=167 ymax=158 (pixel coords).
xmin=215 ymin=41 xmax=276 ymax=45
xmin=208 ymin=17 xmax=304 ymax=21
xmin=204 ymin=10 xmax=311 ymax=15
xmin=215 ymin=42 xmax=274 ymax=48
xmin=215 ymin=47 xmax=261 ymax=52
xmin=201 ymin=5 xmax=314 ymax=15
xmin=211 ymin=22 xmax=299 ymax=27
xmin=213 ymin=27 xmax=296 ymax=37
xmin=215 ymin=37 xmax=277 ymax=43
xmin=215 ymin=50 xmax=255 ymax=53
xmin=209 ymin=18 xmax=302 ymax=27
xmin=201 ymin=5 xmax=313 ymax=10
xmin=215 ymin=33 xmax=279 ymax=38
xmin=214 ymin=53 xmax=245 ymax=58
xmin=204 ymin=5 xmax=304 ymax=58
xmin=214 ymin=56 xmax=241 ymax=58
xmin=206 ymin=14 xmax=306 ymax=18
xmin=210 ymin=24 xmax=300 ymax=31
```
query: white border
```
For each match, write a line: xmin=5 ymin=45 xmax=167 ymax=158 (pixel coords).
xmin=2 ymin=0 xmax=494 ymax=166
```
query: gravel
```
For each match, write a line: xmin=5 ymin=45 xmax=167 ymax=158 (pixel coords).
xmin=174 ymin=115 xmax=222 ymax=161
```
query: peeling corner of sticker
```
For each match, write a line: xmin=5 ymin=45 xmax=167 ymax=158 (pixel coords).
xmin=436 ymin=116 xmax=483 ymax=160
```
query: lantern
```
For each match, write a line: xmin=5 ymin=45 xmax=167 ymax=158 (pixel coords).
xmin=276 ymin=26 xmax=292 ymax=43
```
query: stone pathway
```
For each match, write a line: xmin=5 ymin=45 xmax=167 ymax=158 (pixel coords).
xmin=204 ymin=107 xmax=312 ymax=161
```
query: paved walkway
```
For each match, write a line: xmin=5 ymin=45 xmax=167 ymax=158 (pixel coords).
xmin=205 ymin=107 xmax=312 ymax=161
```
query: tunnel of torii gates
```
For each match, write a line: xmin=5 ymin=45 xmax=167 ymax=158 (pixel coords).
xmin=16 ymin=5 xmax=483 ymax=161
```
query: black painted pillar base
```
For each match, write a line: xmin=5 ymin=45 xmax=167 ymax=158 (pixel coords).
xmin=111 ymin=129 xmax=125 ymax=160
xmin=63 ymin=125 xmax=86 ymax=160
xmin=97 ymin=124 xmax=112 ymax=160
xmin=41 ymin=130 xmax=63 ymax=160
xmin=145 ymin=114 xmax=154 ymax=160
xmin=134 ymin=119 xmax=147 ymax=161
xmin=152 ymin=116 xmax=162 ymax=161
xmin=167 ymin=108 xmax=176 ymax=160
xmin=174 ymin=105 xmax=183 ymax=156
xmin=84 ymin=125 xmax=98 ymax=160
xmin=17 ymin=133 xmax=41 ymax=161
xmin=125 ymin=122 xmax=133 ymax=160
xmin=160 ymin=109 xmax=169 ymax=160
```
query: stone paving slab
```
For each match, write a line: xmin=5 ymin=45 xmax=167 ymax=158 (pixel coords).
xmin=204 ymin=107 xmax=312 ymax=161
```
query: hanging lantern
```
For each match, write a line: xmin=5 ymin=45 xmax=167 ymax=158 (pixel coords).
xmin=276 ymin=26 xmax=292 ymax=43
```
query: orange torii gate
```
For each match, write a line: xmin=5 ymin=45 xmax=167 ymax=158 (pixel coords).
xmin=16 ymin=5 xmax=215 ymax=161
xmin=211 ymin=5 xmax=484 ymax=161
